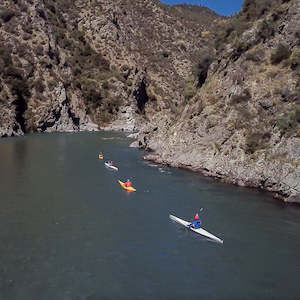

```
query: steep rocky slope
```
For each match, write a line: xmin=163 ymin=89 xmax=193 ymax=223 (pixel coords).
xmin=136 ymin=0 xmax=300 ymax=203
xmin=0 ymin=0 xmax=220 ymax=136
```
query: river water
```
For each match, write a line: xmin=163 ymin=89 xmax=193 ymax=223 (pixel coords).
xmin=0 ymin=132 xmax=300 ymax=300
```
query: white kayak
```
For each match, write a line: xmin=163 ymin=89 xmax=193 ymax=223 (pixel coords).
xmin=169 ymin=214 xmax=223 ymax=244
xmin=104 ymin=162 xmax=118 ymax=171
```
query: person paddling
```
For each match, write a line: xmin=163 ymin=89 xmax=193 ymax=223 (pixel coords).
xmin=110 ymin=161 xmax=114 ymax=166
xmin=124 ymin=179 xmax=132 ymax=187
xmin=188 ymin=213 xmax=202 ymax=229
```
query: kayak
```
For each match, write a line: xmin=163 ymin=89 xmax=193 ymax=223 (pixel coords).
xmin=105 ymin=162 xmax=118 ymax=171
xmin=118 ymin=180 xmax=136 ymax=192
xmin=169 ymin=214 xmax=223 ymax=244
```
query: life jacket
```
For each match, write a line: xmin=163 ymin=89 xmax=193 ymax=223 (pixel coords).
xmin=125 ymin=181 xmax=132 ymax=187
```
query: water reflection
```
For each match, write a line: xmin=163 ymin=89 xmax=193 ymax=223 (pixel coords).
xmin=14 ymin=138 xmax=28 ymax=176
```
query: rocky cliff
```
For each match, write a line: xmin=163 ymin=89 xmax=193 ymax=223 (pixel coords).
xmin=135 ymin=0 xmax=300 ymax=203
xmin=0 ymin=0 xmax=220 ymax=135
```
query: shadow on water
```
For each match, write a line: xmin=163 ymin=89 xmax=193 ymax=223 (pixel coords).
xmin=13 ymin=137 xmax=28 ymax=174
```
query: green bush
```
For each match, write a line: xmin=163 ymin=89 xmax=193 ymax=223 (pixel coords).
xmin=83 ymin=87 xmax=102 ymax=105
xmin=245 ymin=48 xmax=264 ymax=63
xmin=35 ymin=45 xmax=44 ymax=56
xmin=47 ymin=80 xmax=56 ymax=90
xmin=102 ymin=81 xmax=109 ymax=90
xmin=17 ymin=44 xmax=28 ymax=57
xmin=270 ymin=43 xmax=291 ymax=65
xmin=290 ymin=48 xmax=300 ymax=70
xmin=4 ymin=66 xmax=23 ymax=79
xmin=184 ymin=81 xmax=196 ymax=100
xmin=22 ymin=33 xmax=31 ymax=40
xmin=0 ymin=46 xmax=12 ymax=67
xmin=276 ymin=105 xmax=300 ymax=135
xmin=60 ymin=37 xmax=73 ymax=50
xmin=34 ymin=78 xmax=45 ymax=93
xmin=230 ymin=89 xmax=251 ymax=105
xmin=0 ymin=9 xmax=15 ymax=23
xmin=242 ymin=0 xmax=287 ymax=21
xmin=256 ymin=20 xmax=274 ymax=42
xmin=9 ymin=78 xmax=31 ymax=99
xmin=245 ymin=131 xmax=271 ymax=154
xmin=22 ymin=23 xmax=33 ymax=34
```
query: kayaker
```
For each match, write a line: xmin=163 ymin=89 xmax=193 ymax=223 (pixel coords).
xmin=188 ymin=213 xmax=202 ymax=229
xmin=124 ymin=179 xmax=132 ymax=187
xmin=110 ymin=161 xmax=114 ymax=166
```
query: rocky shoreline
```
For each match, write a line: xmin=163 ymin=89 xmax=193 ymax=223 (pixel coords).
xmin=129 ymin=124 xmax=300 ymax=204
xmin=142 ymin=152 xmax=300 ymax=204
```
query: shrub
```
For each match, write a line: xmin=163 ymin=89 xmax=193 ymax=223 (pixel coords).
xmin=266 ymin=70 xmax=277 ymax=79
xmin=37 ymin=9 xmax=47 ymax=20
xmin=230 ymin=89 xmax=251 ymax=105
xmin=84 ymin=87 xmax=102 ymax=105
xmin=257 ymin=20 xmax=274 ymax=42
xmin=102 ymin=81 xmax=109 ymax=89
xmin=9 ymin=78 xmax=31 ymax=98
xmin=17 ymin=44 xmax=28 ymax=57
xmin=0 ymin=9 xmax=15 ymax=23
xmin=270 ymin=43 xmax=291 ymax=65
xmin=60 ymin=37 xmax=72 ymax=49
xmin=47 ymin=80 xmax=56 ymax=90
xmin=184 ymin=81 xmax=196 ymax=100
xmin=34 ymin=78 xmax=45 ymax=93
xmin=4 ymin=66 xmax=23 ymax=79
xmin=22 ymin=23 xmax=33 ymax=34
xmin=35 ymin=45 xmax=44 ymax=56
xmin=245 ymin=131 xmax=271 ymax=154
xmin=0 ymin=46 xmax=12 ymax=67
xmin=23 ymin=33 xmax=31 ymax=40
xmin=242 ymin=0 xmax=281 ymax=21
xmin=276 ymin=105 xmax=300 ymax=135
xmin=290 ymin=48 xmax=300 ymax=70
xmin=245 ymin=48 xmax=264 ymax=63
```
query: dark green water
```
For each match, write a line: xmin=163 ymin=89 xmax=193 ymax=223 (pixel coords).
xmin=1 ymin=132 xmax=300 ymax=300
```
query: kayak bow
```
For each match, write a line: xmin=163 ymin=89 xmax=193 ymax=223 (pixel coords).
xmin=169 ymin=214 xmax=223 ymax=244
xmin=118 ymin=180 xmax=136 ymax=192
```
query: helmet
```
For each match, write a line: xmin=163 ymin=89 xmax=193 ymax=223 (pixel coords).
xmin=194 ymin=213 xmax=199 ymax=220
xmin=127 ymin=179 xmax=130 ymax=182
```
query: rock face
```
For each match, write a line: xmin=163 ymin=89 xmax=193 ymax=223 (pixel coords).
xmin=0 ymin=0 xmax=220 ymax=137
xmin=135 ymin=0 xmax=300 ymax=203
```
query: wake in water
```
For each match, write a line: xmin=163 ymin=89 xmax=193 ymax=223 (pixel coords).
xmin=145 ymin=163 xmax=159 ymax=168
xmin=158 ymin=167 xmax=171 ymax=174
xmin=102 ymin=137 xmax=125 ymax=141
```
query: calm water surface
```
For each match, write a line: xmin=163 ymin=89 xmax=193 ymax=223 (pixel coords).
xmin=0 ymin=132 xmax=300 ymax=300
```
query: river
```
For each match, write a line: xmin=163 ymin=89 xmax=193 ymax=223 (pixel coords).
xmin=0 ymin=132 xmax=300 ymax=300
